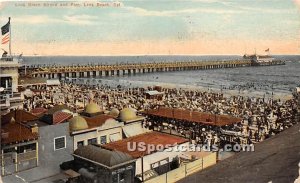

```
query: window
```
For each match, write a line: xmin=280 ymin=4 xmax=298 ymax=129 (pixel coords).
xmin=88 ymin=138 xmax=97 ymax=145
xmin=100 ymin=136 xmax=107 ymax=144
xmin=3 ymin=147 xmax=15 ymax=153
xmin=77 ymin=141 xmax=84 ymax=148
xmin=17 ymin=143 xmax=36 ymax=153
xmin=54 ymin=136 xmax=66 ymax=150
xmin=151 ymin=162 xmax=159 ymax=169
xmin=0 ymin=77 xmax=12 ymax=88
xmin=151 ymin=158 xmax=169 ymax=168
xmin=109 ymin=133 xmax=121 ymax=142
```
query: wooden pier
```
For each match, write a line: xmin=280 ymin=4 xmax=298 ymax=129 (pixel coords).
xmin=26 ymin=59 xmax=284 ymax=79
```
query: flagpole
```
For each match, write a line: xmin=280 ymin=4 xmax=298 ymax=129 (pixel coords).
xmin=9 ymin=17 xmax=11 ymax=57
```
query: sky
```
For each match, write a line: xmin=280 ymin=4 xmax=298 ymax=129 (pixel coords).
xmin=0 ymin=0 xmax=299 ymax=56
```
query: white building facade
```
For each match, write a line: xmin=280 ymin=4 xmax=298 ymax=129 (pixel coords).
xmin=0 ymin=57 xmax=23 ymax=112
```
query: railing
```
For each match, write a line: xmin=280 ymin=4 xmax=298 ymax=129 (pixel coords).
xmin=0 ymin=56 xmax=21 ymax=67
xmin=11 ymin=92 xmax=21 ymax=98
xmin=2 ymin=87 xmax=12 ymax=90
xmin=1 ymin=152 xmax=15 ymax=166
xmin=0 ymin=98 xmax=6 ymax=103
xmin=17 ymin=150 xmax=37 ymax=162
xmin=30 ymin=60 xmax=253 ymax=75
xmin=0 ymin=92 xmax=21 ymax=99
xmin=0 ymin=99 xmax=8 ymax=107
xmin=0 ymin=151 xmax=37 ymax=163
xmin=1 ymin=150 xmax=37 ymax=176
xmin=0 ymin=57 xmax=13 ymax=61
xmin=145 ymin=153 xmax=217 ymax=183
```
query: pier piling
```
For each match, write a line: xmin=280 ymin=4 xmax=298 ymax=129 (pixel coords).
xmin=28 ymin=60 xmax=285 ymax=79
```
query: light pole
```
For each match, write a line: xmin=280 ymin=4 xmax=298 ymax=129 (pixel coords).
xmin=271 ymin=84 xmax=274 ymax=108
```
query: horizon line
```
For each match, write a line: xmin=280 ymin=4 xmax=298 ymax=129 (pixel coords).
xmin=22 ymin=53 xmax=300 ymax=57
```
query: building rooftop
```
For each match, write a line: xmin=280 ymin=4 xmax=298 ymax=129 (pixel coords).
xmin=178 ymin=123 xmax=300 ymax=183
xmin=18 ymin=77 xmax=47 ymax=86
xmin=69 ymin=114 xmax=117 ymax=133
xmin=30 ymin=107 xmax=48 ymax=117
xmin=144 ymin=107 xmax=242 ymax=126
xmin=84 ymin=102 xmax=102 ymax=115
xmin=0 ymin=58 xmax=20 ymax=67
xmin=39 ymin=111 xmax=73 ymax=125
xmin=108 ymin=108 xmax=120 ymax=118
xmin=69 ymin=116 xmax=89 ymax=132
xmin=1 ymin=110 xmax=39 ymax=125
xmin=119 ymin=108 xmax=145 ymax=123
xmin=102 ymin=131 xmax=188 ymax=158
xmin=83 ymin=114 xmax=116 ymax=129
xmin=74 ymin=145 xmax=135 ymax=168
xmin=53 ymin=111 xmax=73 ymax=124
xmin=1 ymin=121 xmax=38 ymax=146
xmin=47 ymin=104 xmax=74 ymax=115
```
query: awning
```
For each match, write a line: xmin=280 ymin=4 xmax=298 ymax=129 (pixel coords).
xmin=122 ymin=123 xmax=150 ymax=138
xmin=220 ymin=128 xmax=242 ymax=136
xmin=47 ymin=79 xmax=61 ymax=86
xmin=23 ymin=89 xmax=33 ymax=97
xmin=145 ymin=90 xmax=164 ymax=96
xmin=109 ymin=133 xmax=122 ymax=142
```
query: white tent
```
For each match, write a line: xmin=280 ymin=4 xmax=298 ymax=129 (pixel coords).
xmin=23 ymin=89 xmax=34 ymax=98
xmin=47 ymin=79 xmax=60 ymax=86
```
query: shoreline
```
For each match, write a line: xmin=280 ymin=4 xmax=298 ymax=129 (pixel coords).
xmin=65 ymin=77 xmax=293 ymax=101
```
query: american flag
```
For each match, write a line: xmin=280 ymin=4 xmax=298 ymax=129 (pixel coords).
xmin=1 ymin=19 xmax=10 ymax=44
xmin=2 ymin=34 xmax=9 ymax=44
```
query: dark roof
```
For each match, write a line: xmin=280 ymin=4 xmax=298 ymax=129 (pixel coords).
xmin=83 ymin=114 xmax=115 ymax=129
xmin=144 ymin=107 xmax=242 ymax=126
xmin=102 ymin=131 xmax=188 ymax=158
xmin=18 ymin=77 xmax=47 ymax=85
xmin=1 ymin=122 xmax=38 ymax=146
xmin=179 ymin=123 xmax=300 ymax=183
xmin=74 ymin=145 xmax=134 ymax=168
xmin=30 ymin=107 xmax=48 ymax=117
xmin=53 ymin=111 xmax=73 ymax=124
xmin=1 ymin=110 xmax=39 ymax=125
xmin=39 ymin=111 xmax=72 ymax=125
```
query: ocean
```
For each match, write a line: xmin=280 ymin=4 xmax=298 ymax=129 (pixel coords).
xmin=23 ymin=55 xmax=300 ymax=97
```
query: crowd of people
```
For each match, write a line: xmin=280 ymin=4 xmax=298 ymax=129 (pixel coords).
xmin=144 ymin=87 xmax=298 ymax=147
xmin=221 ymin=82 xmax=275 ymax=92
xmin=22 ymin=80 xmax=299 ymax=151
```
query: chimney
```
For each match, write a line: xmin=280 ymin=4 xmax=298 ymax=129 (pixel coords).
xmin=31 ymin=123 xmax=39 ymax=133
